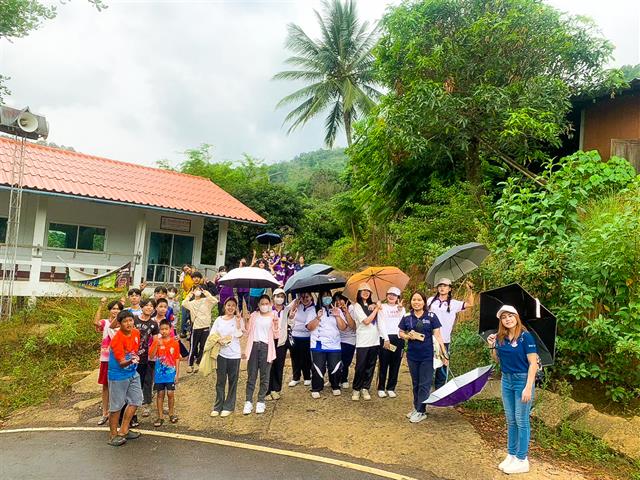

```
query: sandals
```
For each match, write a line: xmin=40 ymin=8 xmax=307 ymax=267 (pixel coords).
xmin=107 ymin=435 xmax=127 ymax=447
xmin=169 ymin=415 xmax=178 ymax=424
xmin=97 ymin=415 xmax=109 ymax=426
xmin=154 ymin=418 xmax=164 ymax=427
xmin=125 ymin=430 xmax=141 ymax=440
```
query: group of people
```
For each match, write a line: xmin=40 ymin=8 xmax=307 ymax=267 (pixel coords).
xmin=95 ymin=260 xmax=539 ymax=475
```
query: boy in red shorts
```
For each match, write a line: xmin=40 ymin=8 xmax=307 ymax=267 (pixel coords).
xmin=150 ymin=319 xmax=181 ymax=427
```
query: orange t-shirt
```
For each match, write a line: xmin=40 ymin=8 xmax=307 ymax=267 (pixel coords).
xmin=108 ymin=329 xmax=140 ymax=380
xmin=150 ymin=336 xmax=181 ymax=383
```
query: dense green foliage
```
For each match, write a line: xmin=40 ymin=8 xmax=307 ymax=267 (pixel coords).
xmin=273 ymin=0 xmax=381 ymax=146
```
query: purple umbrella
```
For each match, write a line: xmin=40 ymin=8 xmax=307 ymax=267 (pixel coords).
xmin=424 ymin=365 xmax=494 ymax=407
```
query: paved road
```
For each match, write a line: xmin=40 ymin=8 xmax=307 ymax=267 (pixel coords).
xmin=1 ymin=431 xmax=397 ymax=480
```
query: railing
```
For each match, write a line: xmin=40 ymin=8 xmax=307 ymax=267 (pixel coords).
xmin=145 ymin=264 xmax=182 ymax=286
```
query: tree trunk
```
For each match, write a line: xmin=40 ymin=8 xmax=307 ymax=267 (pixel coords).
xmin=343 ymin=111 xmax=352 ymax=147
xmin=465 ymin=138 xmax=481 ymax=186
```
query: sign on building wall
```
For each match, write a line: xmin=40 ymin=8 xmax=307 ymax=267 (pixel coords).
xmin=160 ymin=216 xmax=191 ymax=233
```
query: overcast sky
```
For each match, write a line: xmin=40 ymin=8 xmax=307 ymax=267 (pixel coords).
xmin=1 ymin=0 xmax=638 ymax=167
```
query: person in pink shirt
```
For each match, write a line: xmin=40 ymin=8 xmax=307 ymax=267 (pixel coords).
xmin=93 ymin=298 xmax=123 ymax=425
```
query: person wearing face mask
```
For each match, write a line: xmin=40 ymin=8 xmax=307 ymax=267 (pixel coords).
xmin=287 ymin=292 xmax=316 ymax=387
xmin=182 ymin=286 xmax=218 ymax=374
xmin=266 ymin=289 xmax=290 ymax=401
xmin=306 ymin=290 xmax=348 ymax=398
xmin=243 ymin=295 xmax=280 ymax=415
xmin=398 ymin=291 xmax=448 ymax=423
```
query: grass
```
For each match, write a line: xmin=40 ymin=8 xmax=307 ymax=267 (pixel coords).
xmin=0 ymin=297 xmax=103 ymax=419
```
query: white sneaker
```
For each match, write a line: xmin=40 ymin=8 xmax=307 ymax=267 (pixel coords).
xmin=220 ymin=410 xmax=232 ymax=417
xmin=311 ymin=392 xmax=321 ymax=399
xmin=377 ymin=390 xmax=387 ymax=398
xmin=498 ymin=454 xmax=516 ymax=471
xmin=387 ymin=390 xmax=397 ymax=398
xmin=255 ymin=402 xmax=266 ymax=414
xmin=303 ymin=380 xmax=311 ymax=386
xmin=406 ymin=409 xmax=417 ymax=419
xmin=351 ymin=390 xmax=360 ymax=401
xmin=271 ymin=391 xmax=281 ymax=400
xmin=503 ymin=458 xmax=529 ymax=474
xmin=288 ymin=380 xmax=299 ymax=387
xmin=210 ymin=410 xmax=219 ymax=417
xmin=341 ymin=382 xmax=349 ymax=389
xmin=409 ymin=411 xmax=427 ymax=423
xmin=361 ymin=389 xmax=371 ymax=400
xmin=242 ymin=401 xmax=253 ymax=415
xmin=332 ymin=389 xmax=341 ymax=396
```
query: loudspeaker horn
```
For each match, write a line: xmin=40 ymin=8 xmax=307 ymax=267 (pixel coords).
xmin=17 ymin=111 xmax=38 ymax=133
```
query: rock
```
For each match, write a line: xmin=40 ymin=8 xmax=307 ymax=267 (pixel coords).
xmin=71 ymin=369 xmax=101 ymax=394
xmin=474 ymin=378 xmax=501 ymax=400
xmin=72 ymin=397 xmax=102 ymax=410
xmin=533 ymin=390 xmax=593 ymax=428
xmin=0 ymin=375 xmax=13 ymax=382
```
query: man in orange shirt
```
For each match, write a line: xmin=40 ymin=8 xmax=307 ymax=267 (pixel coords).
xmin=107 ymin=310 xmax=144 ymax=446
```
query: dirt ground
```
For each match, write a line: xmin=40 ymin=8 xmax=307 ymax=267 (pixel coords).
xmin=2 ymin=354 xmax=593 ymax=480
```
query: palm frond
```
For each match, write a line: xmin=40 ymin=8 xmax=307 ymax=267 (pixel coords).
xmin=324 ymin=100 xmax=344 ymax=147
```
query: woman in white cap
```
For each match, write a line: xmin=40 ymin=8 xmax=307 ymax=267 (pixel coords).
xmin=350 ymin=283 xmax=381 ymax=401
xmin=487 ymin=305 xmax=537 ymax=475
xmin=306 ymin=290 xmax=348 ymax=398
xmin=376 ymin=286 xmax=406 ymax=398
xmin=266 ymin=288 xmax=290 ymax=400
xmin=427 ymin=278 xmax=474 ymax=389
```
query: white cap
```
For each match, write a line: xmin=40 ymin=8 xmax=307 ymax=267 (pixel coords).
xmin=386 ymin=286 xmax=401 ymax=296
xmin=357 ymin=283 xmax=373 ymax=292
xmin=273 ymin=288 xmax=286 ymax=296
xmin=496 ymin=305 xmax=519 ymax=318
xmin=436 ymin=278 xmax=452 ymax=286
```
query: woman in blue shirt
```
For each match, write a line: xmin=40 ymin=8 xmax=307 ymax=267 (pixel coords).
xmin=487 ymin=305 xmax=538 ymax=475
xmin=398 ymin=291 xmax=448 ymax=423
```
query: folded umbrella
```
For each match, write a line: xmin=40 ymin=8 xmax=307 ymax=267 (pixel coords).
xmin=283 ymin=263 xmax=333 ymax=293
xmin=343 ymin=266 xmax=410 ymax=302
xmin=217 ymin=267 xmax=280 ymax=289
xmin=479 ymin=283 xmax=557 ymax=366
xmin=256 ymin=232 xmax=282 ymax=246
xmin=289 ymin=274 xmax=347 ymax=294
xmin=425 ymin=365 xmax=494 ymax=407
xmin=426 ymin=242 xmax=491 ymax=286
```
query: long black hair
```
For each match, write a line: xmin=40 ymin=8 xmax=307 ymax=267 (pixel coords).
xmin=356 ymin=288 xmax=376 ymax=323
xmin=428 ymin=290 xmax=453 ymax=313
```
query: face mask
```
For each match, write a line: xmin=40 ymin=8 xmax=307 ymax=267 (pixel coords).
xmin=193 ymin=290 xmax=202 ymax=297
xmin=322 ymin=297 xmax=332 ymax=306
xmin=259 ymin=304 xmax=270 ymax=313
xmin=167 ymin=292 xmax=175 ymax=299
xmin=274 ymin=297 xmax=285 ymax=305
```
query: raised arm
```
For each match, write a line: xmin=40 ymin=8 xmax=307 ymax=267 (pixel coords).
xmin=93 ymin=297 xmax=107 ymax=330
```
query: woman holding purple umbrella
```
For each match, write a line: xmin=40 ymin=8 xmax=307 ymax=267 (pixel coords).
xmin=487 ymin=305 xmax=537 ymax=475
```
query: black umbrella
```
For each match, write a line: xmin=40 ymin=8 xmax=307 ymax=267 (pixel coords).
xmin=284 ymin=263 xmax=333 ymax=293
xmin=479 ymin=283 xmax=557 ymax=366
xmin=256 ymin=232 xmax=282 ymax=246
xmin=426 ymin=242 xmax=490 ymax=286
xmin=289 ymin=274 xmax=346 ymax=294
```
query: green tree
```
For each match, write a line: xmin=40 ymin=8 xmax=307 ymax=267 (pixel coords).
xmin=274 ymin=0 xmax=381 ymax=147
xmin=620 ymin=64 xmax=640 ymax=81
xmin=351 ymin=0 xmax=618 ymax=192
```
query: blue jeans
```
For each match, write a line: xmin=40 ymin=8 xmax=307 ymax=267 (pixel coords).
xmin=501 ymin=372 xmax=534 ymax=460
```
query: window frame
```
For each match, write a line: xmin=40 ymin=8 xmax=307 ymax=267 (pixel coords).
xmin=46 ymin=221 xmax=108 ymax=253
xmin=0 ymin=216 xmax=7 ymax=244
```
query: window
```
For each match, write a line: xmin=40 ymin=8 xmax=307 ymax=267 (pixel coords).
xmin=47 ymin=223 xmax=106 ymax=251
xmin=0 ymin=217 xmax=7 ymax=243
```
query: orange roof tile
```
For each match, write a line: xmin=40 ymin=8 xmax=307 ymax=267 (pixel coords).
xmin=0 ymin=137 xmax=266 ymax=224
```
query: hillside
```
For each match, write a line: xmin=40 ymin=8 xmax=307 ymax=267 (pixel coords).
xmin=268 ymin=148 xmax=347 ymax=188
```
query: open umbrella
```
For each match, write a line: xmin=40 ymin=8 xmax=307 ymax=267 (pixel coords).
xmin=426 ymin=243 xmax=490 ymax=286
xmin=289 ymin=274 xmax=346 ymax=294
xmin=256 ymin=232 xmax=282 ymax=246
xmin=479 ymin=283 xmax=557 ymax=366
xmin=283 ymin=263 xmax=333 ymax=293
xmin=217 ymin=267 xmax=280 ymax=289
xmin=425 ymin=365 xmax=494 ymax=407
xmin=343 ymin=266 xmax=410 ymax=302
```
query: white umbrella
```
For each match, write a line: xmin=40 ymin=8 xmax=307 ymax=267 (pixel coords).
xmin=217 ymin=267 xmax=280 ymax=289
xmin=425 ymin=365 xmax=494 ymax=407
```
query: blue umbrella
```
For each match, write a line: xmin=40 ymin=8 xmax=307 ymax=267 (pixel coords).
xmin=284 ymin=263 xmax=333 ymax=293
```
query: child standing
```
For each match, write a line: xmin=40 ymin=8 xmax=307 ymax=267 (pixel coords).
xmin=182 ymin=285 xmax=218 ymax=373
xmin=94 ymin=298 xmax=123 ymax=425
xmin=127 ymin=288 xmax=143 ymax=317
xmin=134 ymin=298 xmax=159 ymax=418
xmin=150 ymin=320 xmax=181 ymax=427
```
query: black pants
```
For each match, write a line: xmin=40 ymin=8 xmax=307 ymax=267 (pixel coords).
xmin=434 ymin=343 xmax=450 ymax=389
xmin=136 ymin=361 xmax=154 ymax=405
xmin=408 ymin=358 xmax=434 ymax=413
xmin=268 ymin=338 xmax=290 ymax=394
xmin=352 ymin=345 xmax=379 ymax=391
xmin=214 ymin=356 xmax=240 ymax=412
xmin=189 ymin=327 xmax=209 ymax=366
xmin=311 ymin=350 xmax=342 ymax=392
xmin=377 ymin=335 xmax=404 ymax=391
xmin=290 ymin=337 xmax=311 ymax=381
xmin=340 ymin=342 xmax=356 ymax=384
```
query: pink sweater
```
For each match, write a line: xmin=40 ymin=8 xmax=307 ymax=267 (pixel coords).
xmin=244 ymin=311 xmax=280 ymax=363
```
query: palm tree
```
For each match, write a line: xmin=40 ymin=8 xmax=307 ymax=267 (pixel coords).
xmin=274 ymin=0 xmax=381 ymax=147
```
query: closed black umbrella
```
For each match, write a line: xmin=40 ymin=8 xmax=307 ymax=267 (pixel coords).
xmin=289 ymin=274 xmax=346 ymax=294
xmin=479 ymin=283 xmax=557 ymax=366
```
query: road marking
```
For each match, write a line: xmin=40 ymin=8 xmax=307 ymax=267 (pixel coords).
xmin=1 ymin=427 xmax=417 ymax=480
